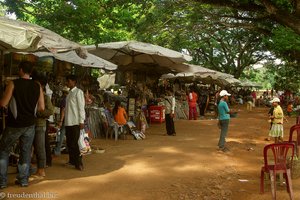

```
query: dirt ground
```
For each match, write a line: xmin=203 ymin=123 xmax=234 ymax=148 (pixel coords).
xmin=1 ymin=105 xmax=300 ymax=200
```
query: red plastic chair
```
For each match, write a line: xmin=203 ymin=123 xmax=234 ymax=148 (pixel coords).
xmin=288 ymin=124 xmax=300 ymax=157
xmin=260 ymin=143 xmax=294 ymax=200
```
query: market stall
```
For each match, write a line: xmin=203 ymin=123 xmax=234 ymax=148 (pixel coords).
xmin=0 ymin=16 xmax=89 ymax=133
xmin=85 ymin=40 xmax=192 ymax=124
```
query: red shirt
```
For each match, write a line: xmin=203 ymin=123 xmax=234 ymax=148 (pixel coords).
xmin=187 ymin=92 xmax=198 ymax=107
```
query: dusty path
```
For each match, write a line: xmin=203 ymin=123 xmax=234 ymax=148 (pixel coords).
xmin=1 ymin=105 xmax=300 ymax=200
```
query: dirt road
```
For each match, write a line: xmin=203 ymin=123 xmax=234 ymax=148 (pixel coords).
xmin=1 ymin=105 xmax=300 ymax=200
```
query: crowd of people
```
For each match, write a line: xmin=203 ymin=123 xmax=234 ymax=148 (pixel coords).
xmin=0 ymin=62 xmax=100 ymax=188
xmin=0 ymin=61 xmax=300 ymax=189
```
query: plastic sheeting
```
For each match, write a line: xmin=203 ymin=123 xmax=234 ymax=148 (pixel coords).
xmin=0 ymin=16 xmax=86 ymax=58
xmin=97 ymin=73 xmax=116 ymax=89
xmin=85 ymin=41 xmax=192 ymax=73
xmin=21 ymin=51 xmax=117 ymax=70
xmin=160 ymin=63 xmax=241 ymax=87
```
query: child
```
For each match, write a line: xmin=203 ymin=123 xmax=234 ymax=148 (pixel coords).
xmin=268 ymin=97 xmax=284 ymax=143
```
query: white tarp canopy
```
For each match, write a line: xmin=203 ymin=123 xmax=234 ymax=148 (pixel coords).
xmin=85 ymin=40 xmax=192 ymax=74
xmin=160 ymin=63 xmax=241 ymax=87
xmin=0 ymin=16 xmax=86 ymax=58
xmin=20 ymin=51 xmax=117 ymax=70
xmin=97 ymin=73 xmax=116 ymax=89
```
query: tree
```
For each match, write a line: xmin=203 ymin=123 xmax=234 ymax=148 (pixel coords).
xmin=2 ymin=0 xmax=299 ymax=87
xmin=1 ymin=0 xmax=152 ymax=44
xmin=193 ymin=0 xmax=300 ymax=62
xmin=135 ymin=1 xmax=270 ymax=78
xmin=190 ymin=28 xmax=268 ymax=78
xmin=194 ymin=0 xmax=300 ymax=35
xmin=266 ymin=62 xmax=300 ymax=92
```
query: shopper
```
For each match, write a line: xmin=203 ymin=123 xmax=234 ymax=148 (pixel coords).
xmin=164 ymin=88 xmax=176 ymax=136
xmin=0 ymin=61 xmax=44 ymax=188
xmin=64 ymin=75 xmax=85 ymax=171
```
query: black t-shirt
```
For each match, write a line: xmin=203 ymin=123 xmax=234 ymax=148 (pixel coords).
xmin=7 ymin=78 xmax=40 ymax=128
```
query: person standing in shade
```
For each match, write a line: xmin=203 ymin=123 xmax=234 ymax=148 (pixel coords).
xmin=32 ymin=74 xmax=54 ymax=177
xmin=0 ymin=61 xmax=44 ymax=188
xmin=217 ymin=90 xmax=232 ymax=152
xmin=187 ymin=88 xmax=198 ymax=120
xmin=164 ymin=88 xmax=176 ymax=136
xmin=54 ymin=86 xmax=69 ymax=156
xmin=64 ymin=75 xmax=86 ymax=171
xmin=269 ymin=97 xmax=285 ymax=143
xmin=198 ymin=91 xmax=209 ymax=118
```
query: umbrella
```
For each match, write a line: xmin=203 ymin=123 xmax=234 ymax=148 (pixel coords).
xmin=0 ymin=16 xmax=86 ymax=58
xmin=160 ymin=64 xmax=216 ymax=82
xmin=85 ymin=40 xmax=192 ymax=73
xmin=160 ymin=63 xmax=241 ymax=86
xmin=20 ymin=51 xmax=117 ymax=70
xmin=181 ymin=63 xmax=239 ymax=86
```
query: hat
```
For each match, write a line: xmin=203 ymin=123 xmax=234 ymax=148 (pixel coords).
xmin=62 ymin=86 xmax=69 ymax=92
xmin=219 ymin=90 xmax=231 ymax=97
xmin=270 ymin=97 xmax=280 ymax=103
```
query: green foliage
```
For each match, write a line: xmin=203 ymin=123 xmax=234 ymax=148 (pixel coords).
xmin=134 ymin=1 xmax=268 ymax=78
xmin=264 ymin=62 xmax=300 ymax=91
xmin=271 ymin=0 xmax=294 ymax=12
xmin=1 ymin=0 xmax=152 ymax=44
xmin=1 ymin=0 xmax=300 ymax=92
xmin=241 ymin=65 xmax=276 ymax=89
xmin=0 ymin=4 xmax=6 ymax=16
xmin=90 ymin=68 xmax=103 ymax=78
xmin=266 ymin=26 xmax=300 ymax=53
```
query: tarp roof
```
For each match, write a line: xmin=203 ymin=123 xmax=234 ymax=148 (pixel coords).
xmin=85 ymin=41 xmax=192 ymax=74
xmin=20 ymin=51 xmax=117 ymax=70
xmin=160 ymin=63 xmax=241 ymax=87
xmin=0 ymin=16 xmax=86 ymax=58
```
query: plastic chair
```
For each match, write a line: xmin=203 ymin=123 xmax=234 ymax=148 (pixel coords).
xmin=103 ymin=109 xmax=118 ymax=140
xmin=260 ymin=143 xmax=294 ymax=200
xmin=288 ymin=124 xmax=300 ymax=157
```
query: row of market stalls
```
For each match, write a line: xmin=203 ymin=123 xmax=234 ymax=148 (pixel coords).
xmin=0 ymin=16 xmax=261 ymax=139
xmin=160 ymin=63 xmax=261 ymax=88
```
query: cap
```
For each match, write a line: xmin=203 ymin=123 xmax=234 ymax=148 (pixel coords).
xmin=270 ymin=97 xmax=280 ymax=103
xmin=219 ymin=90 xmax=231 ymax=97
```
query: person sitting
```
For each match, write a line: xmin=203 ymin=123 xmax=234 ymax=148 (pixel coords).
xmin=112 ymin=100 xmax=128 ymax=138
xmin=113 ymin=100 xmax=128 ymax=125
